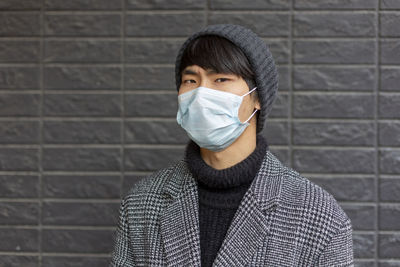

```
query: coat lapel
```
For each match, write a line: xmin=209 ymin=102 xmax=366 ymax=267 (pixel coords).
xmin=212 ymin=150 xmax=284 ymax=266
xmin=160 ymin=150 xmax=284 ymax=267
xmin=160 ymin=161 xmax=201 ymax=266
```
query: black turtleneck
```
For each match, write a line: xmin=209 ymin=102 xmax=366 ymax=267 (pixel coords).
xmin=184 ymin=135 xmax=268 ymax=267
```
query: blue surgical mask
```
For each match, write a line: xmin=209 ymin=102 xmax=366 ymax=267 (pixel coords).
xmin=176 ymin=86 xmax=258 ymax=152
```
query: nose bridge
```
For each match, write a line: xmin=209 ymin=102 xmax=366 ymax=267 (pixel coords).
xmin=198 ymin=75 xmax=212 ymax=88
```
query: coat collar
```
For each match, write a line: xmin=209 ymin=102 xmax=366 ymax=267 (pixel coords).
xmin=160 ymin=150 xmax=285 ymax=266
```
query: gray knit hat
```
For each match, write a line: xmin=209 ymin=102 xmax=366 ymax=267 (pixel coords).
xmin=174 ymin=23 xmax=279 ymax=133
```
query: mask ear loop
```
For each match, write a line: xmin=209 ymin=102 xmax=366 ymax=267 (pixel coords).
xmin=242 ymin=86 xmax=257 ymax=97
xmin=243 ymin=109 xmax=258 ymax=123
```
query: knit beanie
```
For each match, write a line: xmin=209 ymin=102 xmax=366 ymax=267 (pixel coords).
xmin=174 ymin=23 xmax=279 ymax=133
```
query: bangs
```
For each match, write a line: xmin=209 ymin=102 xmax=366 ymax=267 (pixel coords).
xmin=179 ymin=35 xmax=254 ymax=82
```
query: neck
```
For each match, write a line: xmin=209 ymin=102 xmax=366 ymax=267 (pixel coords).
xmin=200 ymin=119 xmax=257 ymax=170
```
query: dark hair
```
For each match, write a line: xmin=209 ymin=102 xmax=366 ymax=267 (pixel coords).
xmin=179 ymin=35 xmax=257 ymax=94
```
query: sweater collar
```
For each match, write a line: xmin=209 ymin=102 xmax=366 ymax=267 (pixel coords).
xmin=184 ymin=135 xmax=269 ymax=189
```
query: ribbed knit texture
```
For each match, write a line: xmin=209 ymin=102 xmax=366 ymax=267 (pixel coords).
xmin=184 ymin=135 xmax=268 ymax=267
xmin=175 ymin=23 xmax=279 ymax=133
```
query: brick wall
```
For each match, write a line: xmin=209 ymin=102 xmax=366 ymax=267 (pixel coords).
xmin=0 ymin=0 xmax=399 ymax=266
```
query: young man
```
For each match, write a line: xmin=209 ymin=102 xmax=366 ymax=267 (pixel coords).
xmin=110 ymin=24 xmax=353 ymax=266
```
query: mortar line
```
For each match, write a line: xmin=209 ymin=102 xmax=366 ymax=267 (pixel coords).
xmin=374 ymin=1 xmax=381 ymax=265
xmin=288 ymin=0 xmax=294 ymax=167
xmin=38 ymin=0 xmax=45 ymax=266
xmin=119 ymin=0 xmax=126 ymax=199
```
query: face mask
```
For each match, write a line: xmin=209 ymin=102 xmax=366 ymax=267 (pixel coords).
xmin=176 ymin=86 xmax=258 ymax=152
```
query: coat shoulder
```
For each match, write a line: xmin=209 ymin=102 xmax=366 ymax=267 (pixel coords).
xmin=122 ymin=160 xmax=186 ymax=205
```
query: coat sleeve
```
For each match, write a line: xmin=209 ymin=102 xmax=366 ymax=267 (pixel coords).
xmin=109 ymin=197 xmax=135 ymax=267
xmin=317 ymin=218 xmax=354 ymax=267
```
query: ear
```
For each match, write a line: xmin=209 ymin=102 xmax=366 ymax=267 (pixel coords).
xmin=254 ymin=96 xmax=261 ymax=110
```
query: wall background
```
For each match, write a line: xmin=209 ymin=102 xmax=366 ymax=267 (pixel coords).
xmin=0 ymin=0 xmax=399 ymax=266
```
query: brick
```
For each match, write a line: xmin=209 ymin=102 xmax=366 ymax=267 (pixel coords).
xmin=381 ymin=13 xmax=400 ymax=37
xmin=353 ymin=233 xmax=375 ymax=258
xmin=262 ymin=120 xmax=289 ymax=145
xmin=44 ymin=66 xmax=121 ymax=90
xmin=0 ymin=13 xmax=40 ymax=36
xmin=355 ymin=261 xmax=376 ymax=267
xmin=0 ymin=121 xmax=39 ymax=144
xmin=354 ymin=234 xmax=375 ymax=259
xmin=0 ymin=67 xmax=39 ymax=89
xmin=379 ymin=122 xmax=400 ymax=146
xmin=277 ymin=66 xmax=290 ymax=91
xmin=125 ymin=147 xmax=184 ymax=171
xmin=0 ymin=0 xmax=41 ymax=10
xmin=379 ymin=205 xmax=400 ymax=230
xmin=43 ymin=148 xmax=120 ymax=171
xmin=43 ymin=175 xmax=120 ymax=199
xmin=267 ymin=39 xmax=290 ymax=64
xmin=381 ymin=0 xmax=400 ymax=9
xmin=42 ymin=229 xmax=114 ymax=253
xmin=45 ymin=0 xmax=121 ymax=10
xmin=0 ymin=202 xmax=38 ymax=225
xmin=125 ymin=120 xmax=188 ymax=144
xmin=0 ymin=229 xmax=38 ymax=252
xmin=43 ymin=94 xmax=121 ymax=117
xmin=0 ymin=175 xmax=39 ymax=198
xmin=293 ymin=93 xmax=374 ymax=118
xmin=45 ymin=40 xmax=121 ymax=63
xmin=309 ymin=177 xmax=375 ymax=201
xmin=125 ymin=39 xmax=181 ymax=63
xmin=380 ymin=149 xmax=400 ymax=174
xmin=43 ymin=121 xmax=121 ymax=144
xmin=126 ymin=0 xmax=204 ymax=9
xmin=379 ymin=234 xmax=400 ymax=258
xmin=208 ymin=13 xmax=289 ymax=37
xmin=295 ymin=0 xmax=376 ymax=9
xmin=380 ymin=178 xmax=400 ymax=202
xmin=379 ymin=94 xmax=400 ymax=118
xmin=42 ymin=202 xmax=119 ymax=226
xmin=294 ymin=40 xmax=375 ymax=64
xmin=210 ymin=0 xmax=290 ymax=10
xmin=124 ymin=93 xmax=177 ymax=117
xmin=342 ymin=204 xmax=376 ymax=230
xmin=0 ymin=256 xmax=38 ymax=267
xmin=293 ymin=122 xmax=375 ymax=146
xmin=45 ymin=15 xmax=120 ymax=36
xmin=125 ymin=13 xmax=205 ymax=37
xmin=293 ymin=149 xmax=375 ymax=173
xmin=269 ymin=93 xmax=289 ymax=118
xmin=0 ymin=94 xmax=40 ymax=116
xmin=0 ymin=41 xmax=39 ymax=62
xmin=294 ymin=67 xmax=375 ymax=91
xmin=380 ymin=67 xmax=400 ymax=91
xmin=125 ymin=66 xmax=174 ymax=90
xmin=0 ymin=148 xmax=38 ymax=171
xmin=379 ymin=262 xmax=400 ymax=267
xmin=381 ymin=40 xmax=400 ymax=64
xmin=294 ymin=12 xmax=376 ymax=37
xmin=42 ymin=257 xmax=109 ymax=267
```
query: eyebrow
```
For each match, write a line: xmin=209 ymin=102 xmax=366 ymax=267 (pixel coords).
xmin=182 ymin=68 xmax=219 ymax=75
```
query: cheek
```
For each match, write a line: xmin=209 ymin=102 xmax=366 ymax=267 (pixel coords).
xmin=237 ymin=98 xmax=254 ymax=122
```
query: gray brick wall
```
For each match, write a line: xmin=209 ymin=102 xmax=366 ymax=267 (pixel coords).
xmin=0 ymin=0 xmax=399 ymax=266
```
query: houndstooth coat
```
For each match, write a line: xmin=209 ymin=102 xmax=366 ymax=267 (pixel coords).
xmin=110 ymin=150 xmax=354 ymax=267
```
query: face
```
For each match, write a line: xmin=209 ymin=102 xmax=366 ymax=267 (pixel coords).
xmin=179 ymin=65 xmax=260 ymax=123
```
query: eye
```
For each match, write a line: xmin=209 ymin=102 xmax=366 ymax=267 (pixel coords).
xmin=216 ymin=78 xmax=229 ymax=82
xmin=183 ymin=79 xmax=196 ymax=84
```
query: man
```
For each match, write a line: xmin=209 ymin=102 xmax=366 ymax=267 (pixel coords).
xmin=110 ymin=24 xmax=353 ymax=267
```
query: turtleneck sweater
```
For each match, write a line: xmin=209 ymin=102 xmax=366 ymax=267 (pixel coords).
xmin=184 ymin=135 xmax=268 ymax=267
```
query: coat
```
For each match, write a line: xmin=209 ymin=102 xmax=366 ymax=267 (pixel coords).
xmin=110 ymin=150 xmax=354 ymax=266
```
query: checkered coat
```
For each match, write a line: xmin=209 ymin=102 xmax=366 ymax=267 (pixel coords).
xmin=110 ymin=150 xmax=353 ymax=266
